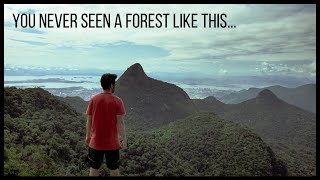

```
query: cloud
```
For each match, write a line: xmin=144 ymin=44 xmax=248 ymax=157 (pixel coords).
xmin=218 ymin=68 xmax=228 ymax=75
xmin=10 ymin=38 xmax=48 ymax=46
xmin=91 ymin=41 xmax=169 ymax=58
xmin=254 ymin=60 xmax=316 ymax=79
xmin=15 ymin=28 xmax=46 ymax=34
xmin=302 ymin=60 xmax=316 ymax=78
xmin=3 ymin=4 xmax=316 ymax=78
xmin=4 ymin=21 xmax=14 ymax=27
xmin=18 ymin=9 xmax=36 ymax=14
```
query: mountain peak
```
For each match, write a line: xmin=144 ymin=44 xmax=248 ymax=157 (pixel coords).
xmin=258 ymin=89 xmax=277 ymax=97
xmin=255 ymin=89 xmax=280 ymax=104
xmin=204 ymin=96 xmax=221 ymax=103
xmin=125 ymin=63 xmax=146 ymax=76
xmin=115 ymin=63 xmax=196 ymax=130
xmin=118 ymin=63 xmax=148 ymax=83
xmin=130 ymin=63 xmax=144 ymax=71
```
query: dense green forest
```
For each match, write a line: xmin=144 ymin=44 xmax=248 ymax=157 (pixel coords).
xmin=194 ymin=90 xmax=316 ymax=176
xmin=57 ymin=96 xmax=88 ymax=115
xmin=4 ymin=87 xmax=88 ymax=175
xmin=4 ymin=87 xmax=287 ymax=176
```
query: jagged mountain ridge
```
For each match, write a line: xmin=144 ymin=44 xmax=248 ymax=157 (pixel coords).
xmin=193 ymin=90 xmax=316 ymax=176
xmin=193 ymin=96 xmax=229 ymax=114
xmin=114 ymin=63 xmax=197 ymax=131
xmin=220 ymin=84 xmax=316 ymax=113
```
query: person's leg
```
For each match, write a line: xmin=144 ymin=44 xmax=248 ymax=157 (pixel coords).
xmin=87 ymin=147 xmax=103 ymax=176
xmin=89 ymin=168 xmax=100 ymax=176
xmin=105 ymin=149 xmax=120 ymax=176
xmin=110 ymin=169 xmax=120 ymax=176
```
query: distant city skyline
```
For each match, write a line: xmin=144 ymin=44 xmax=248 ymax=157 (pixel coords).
xmin=4 ymin=4 xmax=316 ymax=80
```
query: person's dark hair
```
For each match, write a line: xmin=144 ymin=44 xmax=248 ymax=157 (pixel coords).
xmin=100 ymin=73 xmax=118 ymax=90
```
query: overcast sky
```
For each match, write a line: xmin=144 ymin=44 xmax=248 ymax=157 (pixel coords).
xmin=4 ymin=4 xmax=316 ymax=79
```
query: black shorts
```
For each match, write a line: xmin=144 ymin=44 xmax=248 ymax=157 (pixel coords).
xmin=86 ymin=147 xmax=120 ymax=170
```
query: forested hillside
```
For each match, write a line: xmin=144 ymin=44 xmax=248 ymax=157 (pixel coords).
xmin=194 ymin=89 xmax=316 ymax=176
xmin=4 ymin=87 xmax=88 ymax=175
xmin=119 ymin=112 xmax=287 ymax=176
xmin=4 ymin=87 xmax=287 ymax=176
xmin=150 ymin=112 xmax=287 ymax=176
xmin=57 ymin=96 xmax=88 ymax=114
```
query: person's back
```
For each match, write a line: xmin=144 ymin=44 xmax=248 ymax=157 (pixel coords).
xmin=85 ymin=73 xmax=126 ymax=176
xmin=87 ymin=92 xmax=124 ymax=150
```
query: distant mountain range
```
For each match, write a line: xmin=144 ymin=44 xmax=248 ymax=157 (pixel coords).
xmin=194 ymin=90 xmax=316 ymax=175
xmin=219 ymin=84 xmax=316 ymax=113
xmin=5 ymin=64 xmax=315 ymax=90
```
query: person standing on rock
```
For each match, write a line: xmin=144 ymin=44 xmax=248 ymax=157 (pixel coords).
xmin=85 ymin=73 xmax=127 ymax=176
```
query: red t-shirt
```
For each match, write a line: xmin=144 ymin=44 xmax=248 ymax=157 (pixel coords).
xmin=86 ymin=91 xmax=125 ymax=150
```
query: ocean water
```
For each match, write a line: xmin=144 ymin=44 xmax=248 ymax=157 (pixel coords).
xmin=4 ymin=75 xmax=253 ymax=90
xmin=4 ymin=75 xmax=101 ymax=89
xmin=4 ymin=75 xmax=263 ymax=100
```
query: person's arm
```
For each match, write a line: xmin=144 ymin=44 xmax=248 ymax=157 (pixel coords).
xmin=85 ymin=115 xmax=92 ymax=146
xmin=117 ymin=115 xmax=127 ymax=149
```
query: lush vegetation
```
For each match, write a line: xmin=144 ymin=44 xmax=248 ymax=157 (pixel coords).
xmin=151 ymin=112 xmax=287 ymax=176
xmin=4 ymin=87 xmax=88 ymax=176
xmin=223 ymin=93 xmax=316 ymax=176
xmin=118 ymin=112 xmax=287 ymax=176
xmin=4 ymin=87 xmax=287 ymax=176
xmin=194 ymin=90 xmax=316 ymax=176
xmin=57 ymin=96 xmax=88 ymax=114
